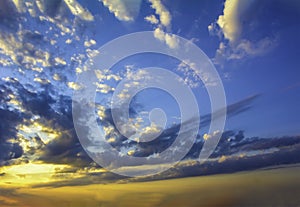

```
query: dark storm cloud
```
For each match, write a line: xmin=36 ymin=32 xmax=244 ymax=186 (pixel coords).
xmin=1 ymin=77 xmax=299 ymax=183
xmin=103 ymin=94 xmax=260 ymax=158
xmin=0 ymin=79 xmax=94 ymax=167
xmin=32 ymin=134 xmax=300 ymax=187
xmin=0 ymin=81 xmax=24 ymax=164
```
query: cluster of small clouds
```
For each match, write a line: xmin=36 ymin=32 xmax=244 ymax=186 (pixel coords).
xmin=10 ymin=0 xmax=94 ymax=21
xmin=208 ymin=0 xmax=278 ymax=65
xmin=101 ymin=0 xmax=178 ymax=49
xmin=145 ymin=0 xmax=179 ymax=49
xmin=176 ymin=59 xmax=219 ymax=88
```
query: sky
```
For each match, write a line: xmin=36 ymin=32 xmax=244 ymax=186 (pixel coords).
xmin=0 ymin=0 xmax=300 ymax=204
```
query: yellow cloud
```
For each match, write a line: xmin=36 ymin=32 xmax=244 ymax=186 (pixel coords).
xmin=149 ymin=0 xmax=171 ymax=27
xmin=17 ymin=120 xmax=61 ymax=146
xmin=101 ymin=0 xmax=141 ymax=22
xmin=67 ymin=82 xmax=82 ymax=90
xmin=217 ymin=0 xmax=241 ymax=43
xmin=154 ymin=28 xmax=178 ymax=49
xmin=0 ymin=162 xmax=70 ymax=186
xmin=63 ymin=0 xmax=94 ymax=21
xmin=54 ymin=57 xmax=67 ymax=65
xmin=34 ymin=77 xmax=51 ymax=84
xmin=145 ymin=15 xmax=159 ymax=24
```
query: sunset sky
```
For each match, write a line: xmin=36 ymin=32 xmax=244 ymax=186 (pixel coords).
xmin=0 ymin=0 xmax=300 ymax=206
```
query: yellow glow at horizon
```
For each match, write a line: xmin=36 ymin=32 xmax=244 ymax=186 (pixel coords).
xmin=0 ymin=163 xmax=70 ymax=186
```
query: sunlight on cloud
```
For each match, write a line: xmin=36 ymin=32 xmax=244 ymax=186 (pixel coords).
xmin=147 ymin=0 xmax=179 ymax=49
xmin=11 ymin=0 xmax=26 ymax=13
xmin=84 ymin=39 xmax=97 ymax=48
xmin=17 ymin=121 xmax=61 ymax=145
xmin=0 ymin=163 xmax=70 ymax=186
xmin=210 ymin=0 xmax=278 ymax=64
xmin=54 ymin=57 xmax=67 ymax=66
xmin=33 ymin=77 xmax=51 ymax=85
xmin=67 ymin=82 xmax=83 ymax=90
xmin=164 ymin=31 xmax=179 ymax=49
xmin=216 ymin=0 xmax=242 ymax=43
xmin=63 ymin=0 xmax=94 ymax=21
xmin=101 ymin=0 xmax=142 ymax=22
xmin=149 ymin=0 xmax=171 ymax=27
xmin=145 ymin=14 xmax=159 ymax=24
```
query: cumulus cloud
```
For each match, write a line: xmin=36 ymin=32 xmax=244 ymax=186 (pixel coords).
xmin=149 ymin=0 xmax=171 ymax=27
xmin=144 ymin=14 xmax=159 ymax=24
xmin=100 ymin=0 xmax=142 ymax=22
xmin=145 ymin=0 xmax=178 ymax=49
xmin=209 ymin=0 xmax=278 ymax=64
xmin=153 ymin=27 xmax=179 ymax=49
xmin=216 ymin=0 xmax=247 ymax=43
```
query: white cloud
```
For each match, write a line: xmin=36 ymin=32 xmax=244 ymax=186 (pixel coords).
xmin=144 ymin=0 xmax=177 ymax=49
xmin=145 ymin=14 xmax=159 ymax=24
xmin=0 ymin=31 xmax=51 ymax=69
xmin=67 ymin=82 xmax=82 ymax=90
xmin=203 ymin=130 xmax=221 ymax=141
xmin=54 ymin=57 xmax=67 ymax=65
xmin=214 ymin=37 xmax=278 ymax=65
xmin=216 ymin=0 xmax=242 ymax=43
xmin=84 ymin=39 xmax=97 ymax=48
xmin=154 ymin=27 xmax=179 ymax=49
xmin=11 ymin=0 xmax=26 ymax=13
xmin=101 ymin=0 xmax=141 ymax=22
xmin=177 ymin=59 xmax=218 ymax=88
xmin=34 ymin=77 xmax=51 ymax=84
xmin=210 ymin=0 xmax=278 ymax=64
xmin=63 ymin=0 xmax=94 ymax=21
xmin=149 ymin=0 xmax=171 ymax=27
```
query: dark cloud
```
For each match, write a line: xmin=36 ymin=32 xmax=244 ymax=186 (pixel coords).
xmin=0 ymin=82 xmax=24 ymax=164
xmin=0 ymin=79 xmax=93 ymax=167
xmin=37 ymin=0 xmax=64 ymax=17
xmin=201 ymin=94 xmax=260 ymax=126
xmin=0 ymin=77 xmax=299 ymax=185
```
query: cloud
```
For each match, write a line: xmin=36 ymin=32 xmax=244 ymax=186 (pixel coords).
xmin=149 ymin=0 xmax=171 ymax=27
xmin=176 ymin=59 xmax=219 ymax=88
xmin=145 ymin=14 xmax=159 ymax=24
xmin=154 ymin=27 xmax=179 ymax=49
xmin=0 ymin=79 xmax=94 ymax=170
xmin=63 ymin=0 xmax=94 ymax=21
xmin=67 ymin=82 xmax=82 ymax=90
xmin=214 ymin=37 xmax=278 ymax=65
xmin=216 ymin=0 xmax=252 ymax=43
xmin=209 ymin=0 xmax=278 ymax=64
xmin=1 ymin=78 xmax=299 ymax=185
xmin=10 ymin=0 xmax=26 ymax=13
xmin=144 ymin=0 xmax=178 ymax=49
xmin=100 ymin=0 xmax=142 ymax=22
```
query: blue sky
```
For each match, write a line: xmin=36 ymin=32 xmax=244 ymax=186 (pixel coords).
xmin=1 ymin=0 xmax=299 ymax=138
